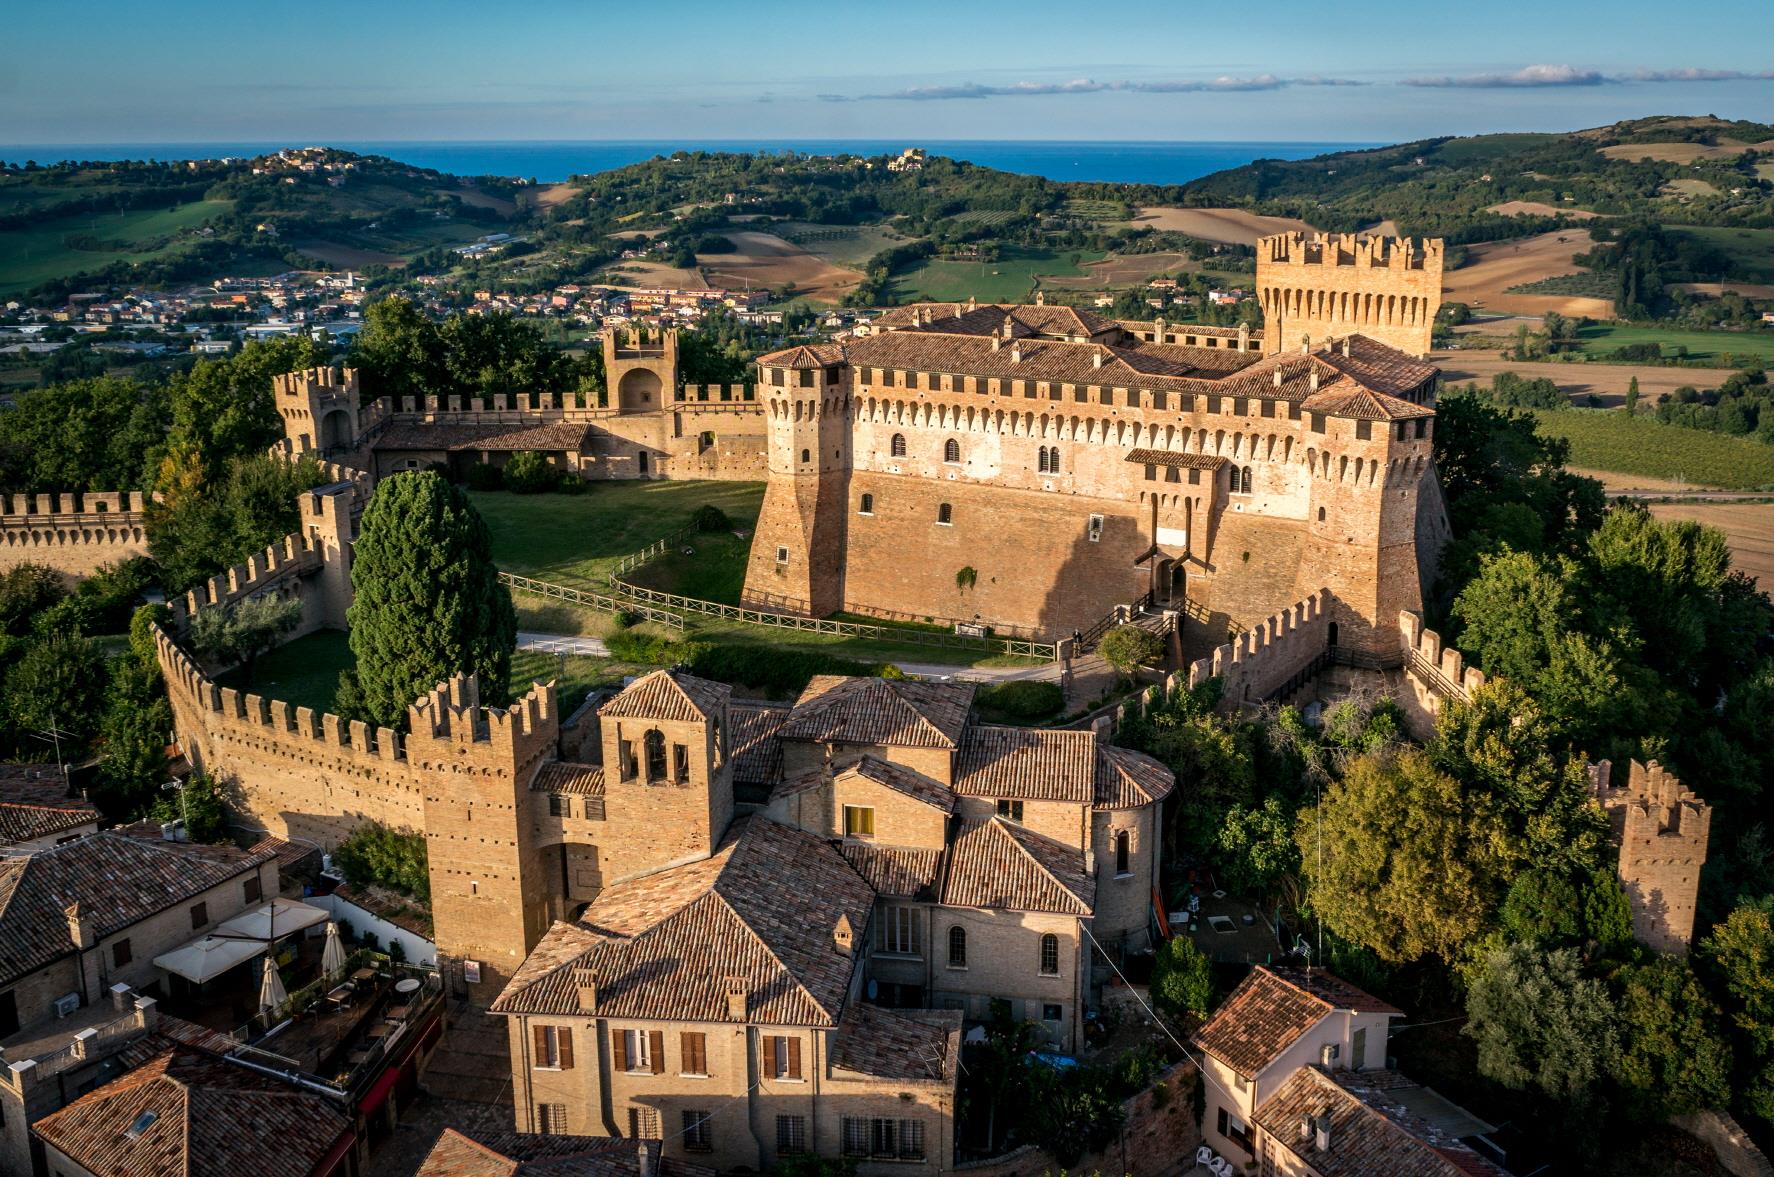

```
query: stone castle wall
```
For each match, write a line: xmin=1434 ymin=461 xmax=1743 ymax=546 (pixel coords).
xmin=0 ymin=491 xmax=153 ymax=582
xmin=1394 ymin=610 xmax=1490 ymax=739
xmin=1590 ymin=757 xmax=1712 ymax=955
xmin=1257 ymin=233 xmax=1444 ymax=358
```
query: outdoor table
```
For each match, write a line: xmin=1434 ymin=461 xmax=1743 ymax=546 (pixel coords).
xmin=350 ymin=967 xmax=376 ymax=983
xmin=394 ymin=977 xmax=421 ymax=995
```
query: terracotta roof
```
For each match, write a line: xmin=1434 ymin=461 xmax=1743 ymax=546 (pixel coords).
xmin=1253 ymin=1067 xmax=1508 ymax=1177
xmin=0 ymin=832 xmax=270 ymax=986
xmin=1123 ymin=448 xmax=1226 ymax=470
xmin=492 ymin=817 xmax=872 ymax=1026
xmin=845 ymin=331 xmax=1253 ymax=390
xmin=757 ymin=342 xmax=849 ymax=368
xmin=1302 ymin=377 xmax=1435 ymax=422
xmin=729 ymin=704 xmax=788 ymax=787
xmin=419 ymin=1129 xmax=716 ymax=1177
xmin=598 ymin=670 xmax=730 ymax=724
xmin=831 ymin=1005 xmax=962 ymax=1083
xmin=776 ymin=756 xmax=954 ymax=814
xmin=940 ymin=818 xmax=1093 ymax=915
xmin=1315 ymin=334 xmax=1440 ymax=397
xmin=331 ymin=881 xmax=435 ymax=939
xmin=839 ymin=843 xmax=945 ymax=899
xmin=532 ymin=762 xmax=605 ymax=796
xmin=243 ymin=835 xmax=323 ymax=880
xmin=955 ymin=726 xmax=1097 ymax=803
xmin=782 ymin=676 xmax=974 ymax=749
xmin=1192 ymin=966 xmax=1400 ymax=1078
xmin=32 ymin=1047 xmax=349 ymax=1177
xmin=1095 ymin=746 xmax=1176 ymax=809
xmin=0 ymin=776 xmax=98 ymax=845
xmin=375 ymin=419 xmax=593 ymax=453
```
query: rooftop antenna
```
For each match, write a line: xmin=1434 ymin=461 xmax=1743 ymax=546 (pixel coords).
xmin=30 ymin=713 xmax=76 ymax=797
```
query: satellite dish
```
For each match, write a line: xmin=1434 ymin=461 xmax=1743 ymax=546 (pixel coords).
xmin=866 ymin=979 xmax=879 ymax=1000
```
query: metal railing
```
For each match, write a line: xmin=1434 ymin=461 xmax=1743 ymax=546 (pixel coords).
xmin=499 ymin=571 xmax=685 ymax=630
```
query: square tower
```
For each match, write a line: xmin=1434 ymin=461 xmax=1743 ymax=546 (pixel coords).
xmin=1258 ymin=234 xmax=1444 ymax=359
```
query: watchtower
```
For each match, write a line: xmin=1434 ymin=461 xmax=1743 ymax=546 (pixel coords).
xmin=602 ymin=327 xmax=679 ymax=414
xmin=741 ymin=346 xmax=851 ymax=617
xmin=412 ymin=674 xmax=560 ymax=1002
xmin=1257 ymin=234 xmax=1444 ymax=359
xmin=1589 ymin=758 xmax=1711 ymax=954
xmin=275 ymin=366 xmax=362 ymax=456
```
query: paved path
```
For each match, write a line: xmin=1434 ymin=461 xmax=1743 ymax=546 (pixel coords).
xmin=516 ymin=630 xmax=1063 ymax=683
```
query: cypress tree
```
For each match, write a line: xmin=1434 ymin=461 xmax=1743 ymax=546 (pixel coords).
xmin=347 ymin=471 xmax=516 ymax=728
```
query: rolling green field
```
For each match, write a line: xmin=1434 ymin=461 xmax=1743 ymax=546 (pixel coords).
xmin=468 ymin=481 xmax=765 ymax=591
xmin=775 ymin=222 xmax=913 ymax=269
xmin=0 ymin=199 xmax=234 ymax=296
xmin=1573 ymin=322 xmax=1774 ymax=363
xmin=1671 ymin=226 xmax=1774 ymax=284
xmin=895 ymin=246 xmax=1107 ymax=302
xmin=1532 ymin=409 xmax=1774 ymax=489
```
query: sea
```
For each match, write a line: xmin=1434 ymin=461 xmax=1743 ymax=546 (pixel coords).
xmin=0 ymin=140 xmax=1371 ymax=186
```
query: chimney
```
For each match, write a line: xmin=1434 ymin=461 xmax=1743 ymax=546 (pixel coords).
xmin=1300 ymin=334 xmax=1311 ymax=356
xmin=1272 ymin=368 xmax=1283 ymax=389
xmin=833 ymin=914 xmax=855 ymax=956
xmin=1309 ymin=369 xmax=1320 ymax=392
xmin=573 ymin=967 xmax=599 ymax=1012
xmin=967 ymin=295 xmax=977 ymax=311
xmin=1298 ymin=1114 xmax=1314 ymax=1143
xmin=1341 ymin=337 xmax=1351 ymax=358
xmin=1314 ymin=1109 xmax=1332 ymax=1153
xmin=65 ymin=903 xmax=94 ymax=951
xmin=1034 ymin=290 xmax=1045 ymax=306
xmin=1010 ymin=343 xmax=1022 ymax=363
xmin=991 ymin=335 xmax=1002 ymax=352
xmin=1092 ymin=349 xmax=1104 ymax=369
xmin=724 ymin=976 xmax=747 ymax=1021
xmin=638 ymin=1143 xmax=654 ymax=1177
xmin=1154 ymin=316 xmax=1166 ymax=340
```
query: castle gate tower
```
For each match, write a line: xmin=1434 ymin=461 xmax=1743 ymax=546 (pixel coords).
xmin=741 ymin=345 xmax=851 ymax=617
xmin=1257 ymin=234 xmax=1444 ymax=358
xmin=601 ymin=327 xmax=679 ymax=415
xmin=276 ymin=366 xmax=363 ymax=457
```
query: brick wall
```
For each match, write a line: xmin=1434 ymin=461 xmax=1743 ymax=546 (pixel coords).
xmin=0 ymin=491 xmax=152 ymax=582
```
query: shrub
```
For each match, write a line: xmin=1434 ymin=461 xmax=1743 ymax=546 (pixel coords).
xmin=502 ymin=451 xmax=554 ymax=494
xmin=1150 ymin=935 xmax=1215 ymax=1019
xmin=463 ymin=463 xmax=504 ymax=491
xmin=691 ymin=504 xmax=731 ymax=533
xmin=332 ymin=820 xmax=431 ymax=901
xmin=555 ymin=471 xmax=588 ymax=495
xmin=976 ymin=679 xmax=1064 ymax=720
xmin=1098 ymin=624 xmax=1164 ymax=672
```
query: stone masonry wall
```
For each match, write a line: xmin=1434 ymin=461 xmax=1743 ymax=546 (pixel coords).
xmin=0 ymin=491 xmax=153 ymax=582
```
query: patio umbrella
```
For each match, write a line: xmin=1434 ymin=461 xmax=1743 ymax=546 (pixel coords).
xmin=321 ymin=921 xmax=347 ymax=979
xmin=258 ymin=954 xmax=289 ymax=1017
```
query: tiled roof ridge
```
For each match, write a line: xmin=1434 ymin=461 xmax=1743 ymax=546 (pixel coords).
xmin=707 ymin=875 xmax=836 ymax=1023
xmin=1293 ymin=1066 xmax=1495 ymax=1175
xmin=437 ymin=1128 xmax=523 ymax=1175
xmin=997 ymin=818 xmax=1091 ymax=910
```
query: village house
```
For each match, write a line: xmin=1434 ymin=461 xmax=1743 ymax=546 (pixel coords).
xmin=0 ymin=769 xmax=99 ymax=851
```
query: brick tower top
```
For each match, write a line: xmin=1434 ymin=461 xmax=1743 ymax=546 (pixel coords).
xmin=1589 ymin=758 xmax=1711 ymax=954
xmin=1256 ymin=233 xmax=1445 ymax=359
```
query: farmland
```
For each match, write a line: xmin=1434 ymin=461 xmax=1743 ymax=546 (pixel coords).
xmin=1572 ymin=323 xmax=1774 ymax=365
xmin=894 ymin=245 xmax=1106 ymax=302
xmin=1531 ymin=409 xmax=1774 ymax=489
xmin=0 ymin=199 xmax=234 ymax=297
xmin=1670 ymin=226 xmax=1774 ymax=285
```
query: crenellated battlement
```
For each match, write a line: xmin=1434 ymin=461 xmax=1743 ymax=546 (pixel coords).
xmin=1186 ymin=589 xmax=1332 ymax=706
xmin=406 ymin=672 xmax=559 ymax=772
xmin=167 ymin=528 xmax=324 ymax=630
xmin=1397 ymin=611 xmax=1490 ymax=703
xmin=274 ymin=365 xmax=359 ymax=405
xmin=1259 ymin=232 xmax=1445 ymax=271
xmin=1589 ymin=757 xmax=1712 ymax=954
xmin=0 ymin=490 xmax=151 ymax=519
xmin=0 ymin=490 xmax=157 ymax=581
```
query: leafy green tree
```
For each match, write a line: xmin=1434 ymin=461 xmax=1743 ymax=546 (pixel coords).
xmin=1097 ymin=624 xmax=1163 ymax=673
xmin=1123 ymin=680 xmax=1256 ymax=855
xmin=0 ymin=564 xmax=67 ymax=637
xmin=1464 ymin=942 xmax=1619 ymax=1098
xmin=1216 ymin=794 xmax=1301 ymax=900
xmin=1623 ymin=376 xmax=1640 ymax=415
xmin=350 ymin=296 xmax=447 ymax=401
xmin=1615 ymin=955 xmax=1732 ymax=1116
xmin=93 ymin=655 xmax=170 ymax=819
xmin=128 ymin=603 xmax=173 ymax=671
xmin=1296 ymin=747 xmax=1518 ymax=963
xmin=501 ymin=450 xmax=553 ymax=493
xmin=165 ymin=335 xmax=330 ymax=479
xmin=1021 ymin=1064 xmax=1126 ymax=1166
xmin=346 ymin=471 xmax=516 ymax=728
xmin=147 ymin=453 xmax=322 ymax=593
xmin=332 ymin=820 xmax=431 ymax=900
xmin=0 ymin=375 xmax=169 ymax=491
xmin=152 ymin=772 xmax=229 ymax=844
xmin=3 ymin=635 xmax=108 ymax=756
xmin=187 ymin=595 xmax=303 ymax=683
xmin=1701 ymin=899 xmax=1774 ymax=1122
xmin=1150 ymin=934 xmax=1215 ymax=1019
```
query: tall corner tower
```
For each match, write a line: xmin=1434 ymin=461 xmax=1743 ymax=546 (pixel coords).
xmin=1294 ymin=382 xmax=1436 ymax=660
xmin=602 ymin=326 xmax=680 ymax=414
xmin=1591 ymin=759 xmax=1712 ymax=955
xmin=741 ymin=346 xmax=851 ymax=617
xmin=275 ymin=366 xmax=362 ymax=456
xmin=1257 ymin=233 xmax=1444 ymax=358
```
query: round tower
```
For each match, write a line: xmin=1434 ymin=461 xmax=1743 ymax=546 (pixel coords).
xmin=740 ymin=345 xmax=852 ymax=616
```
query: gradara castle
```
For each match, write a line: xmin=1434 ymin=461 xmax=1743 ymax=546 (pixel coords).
xmin=48 ymin=230 xmax=1702 ymax=1171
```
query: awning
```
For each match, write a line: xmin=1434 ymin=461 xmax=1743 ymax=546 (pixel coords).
xmin=214 ymin=898 xmax=331 ymax=941
xmin=358 ymin=1065 xmax=401 ymax=1116
xmin=153 ymin=934 xmax=268 ymax=984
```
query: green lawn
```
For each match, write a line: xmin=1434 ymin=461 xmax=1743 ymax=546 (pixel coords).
xmin=218 ymin=629 xmax=355 ymax=714
xmin=1573 ymin=322 xmax=1774 ymax=364
xmin=0 ymin=199 xmax=234 ymax=296
xmin=468 ymin=481 xmax=765 ymax=591
xmin=1532 ymin=409 xmax=1774 ymax=489
xmin=895 ymin=246 xmax=1107 ymax=302
xmin=1671 ymin=226 xmax=1774 ymax=284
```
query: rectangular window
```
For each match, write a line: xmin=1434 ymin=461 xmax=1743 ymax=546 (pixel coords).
xmin=537 ymin=1103 xmax=567 ymax=1135
xmin=681 ymin=1031 xmax=708 ymax=1076
xmin=763 ymin=1034 xmax=803 ymax=1080
xmin=628 ymin=1107 xmax=660 ymax=1140
xmin=1143 ymin=464 xmax=1156 ymax=481
xmin=777 ymin=1114 xmax=808 ymax=1155
xmin=1087 ymin=514 xmax=1103 ymax=543
xmin=1355 ymin=419 xmax=1372 ymax=441
xmin=244 ymin=876 xmax=262 ymax=904
xmin=533 ymin=1024 xmax=574 ymax=1069
xmin=619 ymin=740 xmax=637 ymax=781
xmin=1043 ymin=1003 xmax=1063 ymax=1022
xmin=682 ymin=1110 xmax=713 ymax=1152
xmin=189 ymin=902 xmax=207 ymax=930
xmin=672 ymin=744 xmax=689 ymax=783
xmin=1352 ymin=1026 xmax=1367 ymax=1071
xmin=775 ymin=546 xmax=789 ymax=564
xmin=842 ymin=805 xmax=875 ymax=839
xmin=1415 ymin=418 xmax=1429 ymax=440
xmin=879 ymin=905 xmax=922 ymax=956
xmin=842 ymin=1117 xmax=869 ymax=1157
xmin=112 ymin=939 xmax=132 ymax=968
xmin=614 ymin=1028 xmax=660 ymax=1073
xmin=1217 ymin=1107 xmax=1253 ymax=1151
xmin=1165 ymin=466 xmax=1180 ymax=483
xmin=548 ymin=793 xmax=568 ymax=817
xmin=996 ymin=799 xmax=1024 ymax=823
xmin=1188 ymin=468 xmax=1201 ymax=485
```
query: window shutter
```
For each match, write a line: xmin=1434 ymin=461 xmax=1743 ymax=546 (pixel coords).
xmin=612 ymin=1029 xmax=629 ymax=1072
xmin=558 ymin=1027 xmax=574 ymax=1070
xmin=532 ymin=1024 xmax=548 ymax=1060
xmin=787 ymin=1037 xmax=802 ymax=1079
xmin=763 ymin=1035 xmax=779 ymax=1075
xmin=649 ymin=1030 xmax=665 ymax=1074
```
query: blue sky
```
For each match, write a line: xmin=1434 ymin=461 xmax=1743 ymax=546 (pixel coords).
xmin=6 ymin=0 xmax=1773 ymax=143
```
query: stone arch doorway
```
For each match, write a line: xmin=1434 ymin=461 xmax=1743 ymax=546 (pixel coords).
xmin=318 ymin=408 xmax=354 ymax=453
xmin=618 ymin=368 xmax=663 ymax=414
xmin=1153 ymin=558 xmax=1186 ymax=607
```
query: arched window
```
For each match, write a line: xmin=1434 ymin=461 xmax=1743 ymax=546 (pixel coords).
xmin=801 ymin=448 xmax=811 ymax=464
xmin=859 ymin=493 xmax=874 ymax=515
xmin=948 ymin=926 xmax=967 ymax=968
xmin=1049 ymin=446 xmax=1062 ymax=474
xmin=1317 ymin=506 xmax=1326 ymax=522
xmin=944 ymin=438 xmax=961 ymax=463
xmin=1039 ymin=933 xmax=1059 ymax=976
xmin=643 ymin=729 xmax=667 ymax=783
xmin=937 ymin=503 xmax=953 ymax=525
xmin=1115 ymin=831 xmax=1130 ymax=876
xmin=890 ymin=433 xmax=907 ymax=457
xmin=1235 ymin=465 xmax=1252 ymax=494
xmin=1037 ymin=447 xmax=1048 ymax=474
